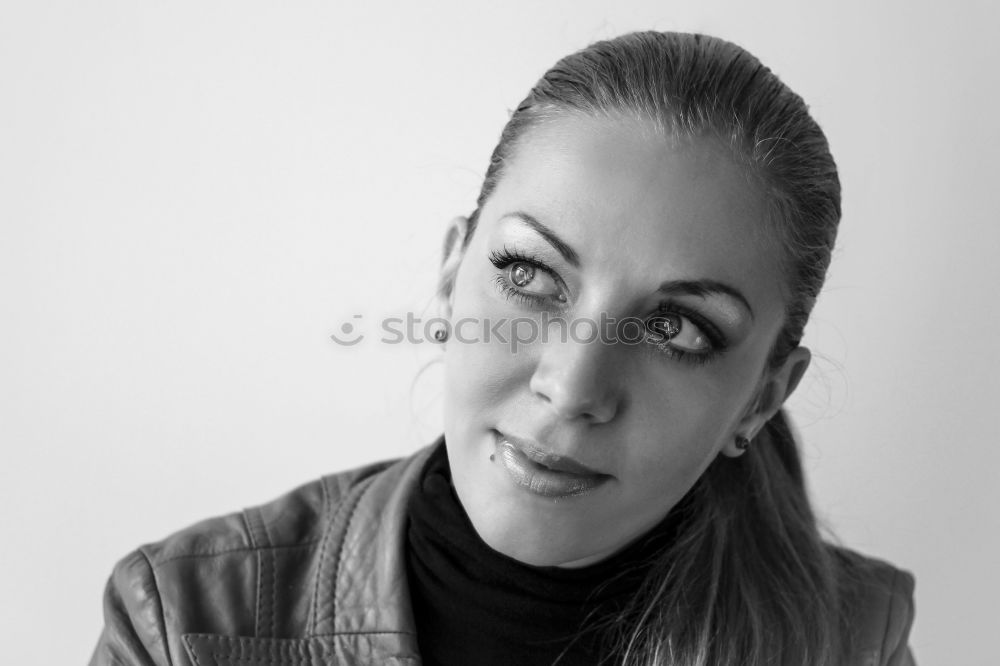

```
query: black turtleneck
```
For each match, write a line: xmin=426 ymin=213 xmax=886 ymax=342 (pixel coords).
xmin=405 ymin=439 xmax=692 ymax=666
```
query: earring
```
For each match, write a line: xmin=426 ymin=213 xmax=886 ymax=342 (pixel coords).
xmin=433 ymin=327 xmax=449 ymax=343
xmin=735 ymin=435 xmax=750 ymax=451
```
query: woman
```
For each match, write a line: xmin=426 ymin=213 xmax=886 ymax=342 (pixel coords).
xmin=90 ymin=31 xmax=916 ymax=666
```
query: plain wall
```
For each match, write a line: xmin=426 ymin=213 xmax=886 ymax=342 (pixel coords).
xmin=2 ymin=1 xmax=997 ymax=663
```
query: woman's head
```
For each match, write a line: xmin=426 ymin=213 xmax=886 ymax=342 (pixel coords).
xmin=438 ymin=31 xmax=840 ymax=569
xmin=445 ymin=31 xmax=840 ymax=369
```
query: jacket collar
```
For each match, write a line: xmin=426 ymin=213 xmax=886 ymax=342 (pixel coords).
xmin=186 ymin=444 xmax=436 ymax=666
xmin=313 ymin=442 xmax=437 ymax=644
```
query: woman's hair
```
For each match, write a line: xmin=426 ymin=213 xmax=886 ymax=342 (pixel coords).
xmin=441 ymin=32 xmax=875 ymax=665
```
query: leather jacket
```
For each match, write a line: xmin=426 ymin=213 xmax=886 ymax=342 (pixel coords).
xmin=89 ymin=443 xmax=917 ymax=665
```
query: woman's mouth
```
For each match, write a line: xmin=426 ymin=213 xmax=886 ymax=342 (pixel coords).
xmin=492 ymin=430 xmax=610 ymax=498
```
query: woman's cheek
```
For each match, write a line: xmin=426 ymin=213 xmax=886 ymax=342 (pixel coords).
xmin=626 ymin=382 xmax=728 ymax=468
xmin=446 ymin=311 xmax=532 ymax=408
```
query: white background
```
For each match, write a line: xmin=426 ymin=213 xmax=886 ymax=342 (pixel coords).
xmin=2 ymin=1 xmax=998 ymax=664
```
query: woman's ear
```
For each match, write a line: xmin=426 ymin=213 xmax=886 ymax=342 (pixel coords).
xmin=438 ymin=216 xmax=470 ymax=317
xmin=721 ymin=346 xmax=811 ymax=457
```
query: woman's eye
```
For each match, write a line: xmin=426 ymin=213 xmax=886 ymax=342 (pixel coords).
xmin=646 ymin=312 xmax=712 ymax=353
xmin=503 ymin=261 xmax=563 ymax=300
xmin=509 ymin=262 xmax=536 ymax=288
xmin=488 ymin=248 xmax=567 ymax=305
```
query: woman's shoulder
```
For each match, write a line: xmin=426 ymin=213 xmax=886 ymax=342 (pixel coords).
xmin=827 ymin=544 xmax=917 ymax=666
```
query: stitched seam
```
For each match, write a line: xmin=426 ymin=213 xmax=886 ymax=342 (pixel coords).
xmin=309 ymin=478 xmax=357 ymax=635
xmin=241 ymin=509 xmax=265 ymax=639
xmin=188 ymin=634 xmax=310 ymax=643
xmin=243 ymin=510 xmax=261 ymax=639
xmin=188 ymin=635 xmax=313 ymax=665
xmin=331 ymin=475 xmax=378 ymax=626
xmin=182 ymin=635 xmax=202 ymax=666
xmin=242 ymin=510 xmax=259 ymax=549
xmin=139 ymin=547 xmax=174 ymax=666
xmin=185 ymin=630 xmax=419 ymax=639
xmin=253 ymin=551 xmax=265 ymax=636
xmin=249 ymin=510 xmax=275 ymax=640
xmin=261 ymin=516 xmax=277 ymax=638
xmin=183 ymin=633 xmax=421 ymax=665
xmin=308 ymin=478 xmax=335 ymax=634
xmin=150 ymin=541 xmax=320 ymax=567
xmin=307 ymin=463 xmax=401 ymax=634
xmin=307 ymin=475 xmax=330 ymax=633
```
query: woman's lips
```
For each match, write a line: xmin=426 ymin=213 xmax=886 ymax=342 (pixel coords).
xmin=493 ymin=431 xmax=610 ymax=498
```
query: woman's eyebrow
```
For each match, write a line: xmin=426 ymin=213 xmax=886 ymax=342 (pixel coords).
xmin=500 ymin=211 xmax=754 ymax=319
xmin=658 ymin=280 xmax=755 ymax=320
xmin=499 ymin=211 xmax=581 ymax=268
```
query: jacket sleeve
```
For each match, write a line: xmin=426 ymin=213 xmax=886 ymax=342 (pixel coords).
xmin=882 ymin=569 xmax=917 ymax=666
xmin=89 ymin=549 xmax=172 ymax=666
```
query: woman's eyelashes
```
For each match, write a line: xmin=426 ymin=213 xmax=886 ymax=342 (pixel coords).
xmin=487 ymin=247 xmax=729 ymax=365
xmin=644 ymin=303 xmax=728 ymax=364
xmin=488 ymin=246 xmax=567 ymax=306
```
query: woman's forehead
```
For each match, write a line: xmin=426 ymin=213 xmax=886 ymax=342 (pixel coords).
xmin=483 ymin=115 xmax=786 ymax=309
xmin=507 ymin=115 xmax=753 ymax=207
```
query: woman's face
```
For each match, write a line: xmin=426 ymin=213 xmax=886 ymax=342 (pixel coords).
xmin=442 ymin=114 xmax=804 ymax=567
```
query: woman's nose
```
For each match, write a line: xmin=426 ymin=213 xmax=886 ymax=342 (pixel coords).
xmin=528 ymin=334 xmax=622 ymax=424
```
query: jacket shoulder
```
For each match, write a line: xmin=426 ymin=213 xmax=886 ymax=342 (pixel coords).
xmin=90 ymin=454 xmax=410 ymax=666
xmin=139 ymin=456 xmax=402 ymax=565
xmin=830 ymin=546 xmax=917 ymax=666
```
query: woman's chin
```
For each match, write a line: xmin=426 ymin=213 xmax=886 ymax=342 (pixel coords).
xmin=467 ymin=513 xmax=615 ymax=568
xmin=481 ymin=533 xmax=588 ymax=568
xmin=447 ymin=438 xmax=625 ymax=567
